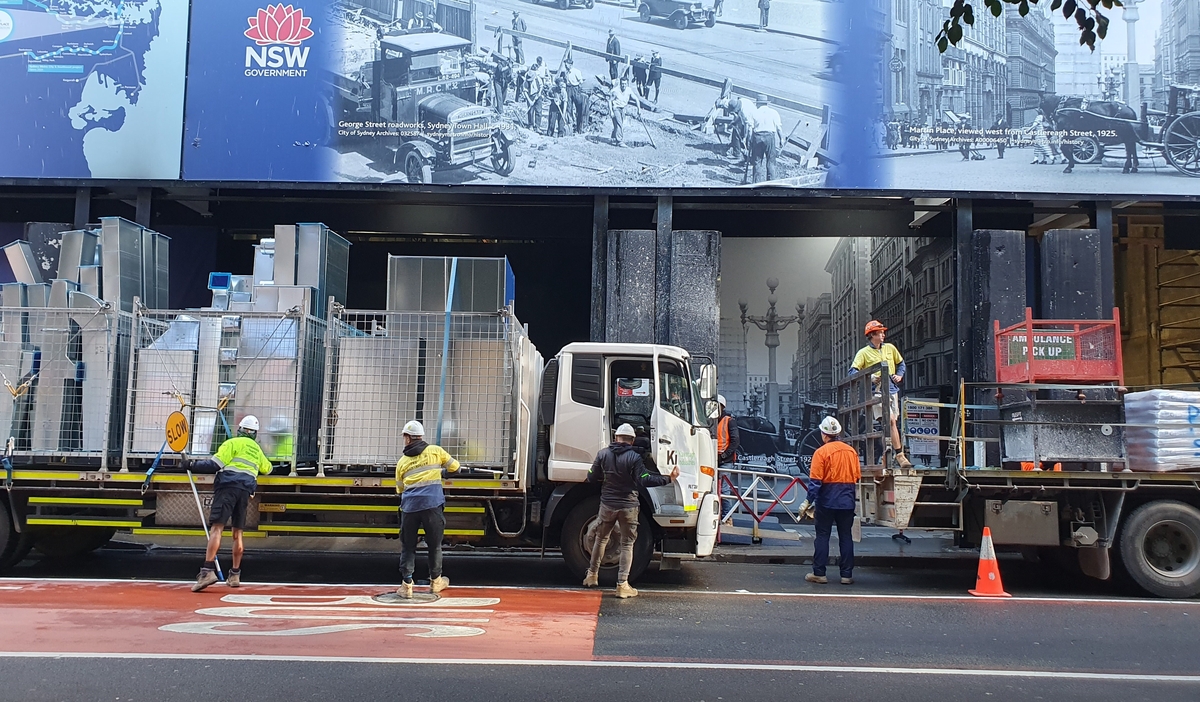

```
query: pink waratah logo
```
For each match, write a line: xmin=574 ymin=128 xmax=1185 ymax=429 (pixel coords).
xmin=244 ymin=4 xmax=314 ymax=46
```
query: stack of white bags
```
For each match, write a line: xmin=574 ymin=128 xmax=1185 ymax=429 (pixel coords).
xmin=1124 ymin=389 xmax=1200 ymax=472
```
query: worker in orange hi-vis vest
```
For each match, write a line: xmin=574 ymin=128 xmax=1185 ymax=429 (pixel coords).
xmin=800 ymin=416 xmax=861 ymax=585
xmin=716 ymin=395 xmax=740 ymax=469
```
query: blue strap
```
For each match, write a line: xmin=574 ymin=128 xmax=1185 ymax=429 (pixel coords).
xmin=436 ymin=257 xmax=458 ymax=445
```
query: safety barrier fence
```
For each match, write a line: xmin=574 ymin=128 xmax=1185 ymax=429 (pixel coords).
xmin=716 ymin=464 xmax=809 ymax=543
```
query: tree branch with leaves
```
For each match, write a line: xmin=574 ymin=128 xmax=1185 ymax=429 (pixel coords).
xmin=936 ymin=0 xmax=1121 ymax=54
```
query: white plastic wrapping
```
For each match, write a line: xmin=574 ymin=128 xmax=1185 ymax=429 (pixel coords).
xmin=1124 ymin=389 xmax=1200 ymax=472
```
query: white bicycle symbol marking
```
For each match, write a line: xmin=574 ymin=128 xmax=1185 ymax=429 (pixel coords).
xmin=161 ymin=593 xmax=501 ymax=638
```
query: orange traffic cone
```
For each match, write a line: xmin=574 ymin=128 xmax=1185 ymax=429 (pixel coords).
xmin=968 ymin=527 xmax=1011 ymax=598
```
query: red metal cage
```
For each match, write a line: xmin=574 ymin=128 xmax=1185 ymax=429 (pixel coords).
xmin=993 ymin=307 xmax=1124 ymax=385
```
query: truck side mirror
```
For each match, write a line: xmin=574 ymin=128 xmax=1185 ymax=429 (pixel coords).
xmin=699 ymin=364 xmax=717 ymax=400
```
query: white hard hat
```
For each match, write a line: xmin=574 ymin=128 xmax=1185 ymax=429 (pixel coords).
xmin=614 ymin=423 xmax=636 ymax=438
xmin=717 ymin=394 xmax=727 ymax=407
xmin=819 ymin=416 xmax=842 ymax=436
xmin=403 ymin=420 xmax=425 ymax=437
xmin=238 ymin=415 xmax=260 ymax=432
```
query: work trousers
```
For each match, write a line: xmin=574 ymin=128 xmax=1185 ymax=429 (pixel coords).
xmin=759 ymin=7 xmax=769 ymax=27
xmin=812 ymin=506 xmax=855 ymax=578
xmin=588 ymin=503 xmax=639 ymax=583
xmin=608 ymin=61 xmax=619 ymax=79
xmin=513 ymin=40 xmax=524 ymax=65
xmin=569 ymin=86 xmax=588 ymax=132
xmin=611 ymin=107 xmax=625 ymax=145
xmin=548 ymin=105 xmax=567 ymax=137
xmin=749 ymin=131 xmax=777 ymax=182
xmin=398 ymin=505 xmax=446 ymax=581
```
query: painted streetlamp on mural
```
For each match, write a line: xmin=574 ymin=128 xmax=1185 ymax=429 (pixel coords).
xmin=739 ymin=278 xmax=800 ymax=425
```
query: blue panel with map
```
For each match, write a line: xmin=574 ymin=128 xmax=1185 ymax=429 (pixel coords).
xmin=0 ymin=0 xmax=189 ymax=179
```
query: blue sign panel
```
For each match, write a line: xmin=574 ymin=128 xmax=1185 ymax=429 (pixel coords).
xmin=0 ymin=0 xmax=189 ymax=179
xmin=182 ymin=1 xmax=334 ymax=181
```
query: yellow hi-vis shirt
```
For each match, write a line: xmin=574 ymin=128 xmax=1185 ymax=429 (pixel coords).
xmin=851 ymin=342 xmax=904 ymax=382
xmin=214 ymin=436 xmax=273 ymax=478
xmin=395 ymin=444 xmax=460 ymax=512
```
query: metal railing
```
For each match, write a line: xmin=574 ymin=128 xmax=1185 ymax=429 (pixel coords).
xmin=717 ymin=464 xmax=809 ymax=543
xmin=836 ymin=362 xmax=892 ymax=471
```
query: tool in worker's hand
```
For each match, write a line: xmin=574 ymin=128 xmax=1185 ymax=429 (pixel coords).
xmin=186 ymin=467 xmax=224 ymax=582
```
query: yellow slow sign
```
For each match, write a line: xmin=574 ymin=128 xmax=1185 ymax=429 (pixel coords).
xmin=165 ymin=411 xmax=190 ymax=453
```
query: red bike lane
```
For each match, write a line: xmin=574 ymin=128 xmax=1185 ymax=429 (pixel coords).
xmin=0 ymin=579 xmax=601 ymax=661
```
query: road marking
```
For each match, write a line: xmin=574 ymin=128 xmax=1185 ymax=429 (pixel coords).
xmin=2 ymin=577 xmax=1195 ymax=606
xmin=0 ymin=651 xmax=1194 ymax=682
xmin=0 ymin=581 xmax=601 ymax=658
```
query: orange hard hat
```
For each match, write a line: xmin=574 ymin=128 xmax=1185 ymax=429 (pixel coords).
xmin=864 ymin=320 xmax=887 ymax=336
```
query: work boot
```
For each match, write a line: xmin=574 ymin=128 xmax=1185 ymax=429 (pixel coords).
xmin=804 ymin=573 xmax=827 ymax=584
xmin=431 ymin=576 xmax=450 ymax=594
xmin=398 ymin=580 xmax=414 ymax=599
xmin=614 ymin=581 xmax=638 ymax=599
xmin=226 ymin=569 xmax=241 ymax=588
xmin=192 ymin=568 xmax=218 ymax=593
xmin=895 ymin=452 xmax=913 ymax=469
xmin=840 ymin=577 xmax=854 ymax=585
xmin=582 ymin=570 xmax=599 ymax=588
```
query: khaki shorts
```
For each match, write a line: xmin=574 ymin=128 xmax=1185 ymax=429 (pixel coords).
xmin=871 ymin=392 xmax=900 ymax=422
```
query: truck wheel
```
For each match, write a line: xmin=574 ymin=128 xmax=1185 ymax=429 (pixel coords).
xmin=1118 ymin=500 xmax=1200 ymax=598
xmin=639 ymin=4 xmax=651 ymax=21
xmin=705 ymin=13 xmax=716 ymax=27
xmin=491 ymin=134 xmax=515 ymax=176
xmin=586 ymin=0 xmax=594 ymax=7
xmin=558 ymin=0 xmax=568 ymax=9
xmin=560 ymin=495 xmax=653 ymax=584
xmin=1 ymin=532 xmax=34 ymax=569
xmin=32 ymin=527 xmax=116 ymax=558
xmin=672 ymin=12 xmax=688 ymax=29
xmin=404 ymin=150 xmax=432 ymax=184
xmin=0 ymin=499 xmax=16 ymax=568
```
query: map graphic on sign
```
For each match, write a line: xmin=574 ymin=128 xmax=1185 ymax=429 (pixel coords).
xmin=0 ymin=0 xmax=188 ymax=179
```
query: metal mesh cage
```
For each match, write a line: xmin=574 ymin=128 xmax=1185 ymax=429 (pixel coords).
xmin=994 ymin=308 xmax=1124 ymax=384
xmin=0 ymin=304 xmax=132 ymax=468
xmin=125 ymin=308 xmax=326 ymax=470
xmin=322 ymin=310 xmax=535 ymax=477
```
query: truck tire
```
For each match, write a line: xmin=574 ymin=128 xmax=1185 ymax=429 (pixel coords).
xmin=404 ymin=150 xmax=432 ymax=184
xmin=558 ymin=0 xmax=568 ymax=9
xmin=639 ymin=4 xmax=651 ymax=21
xmin=672 ymin=11 xmax=688 ymax=29
xmin=560 ymin=495 xmax=653 ymax=584
xmin=491 ymin=134 xmax=515 ymax=176
xmin=31 ymin=526 xmax=116 ymax=559
xmin=0 ymin=499 xmax=16 ymax=567
xmin=1118 ymin=500 xmax=1200 ymax=598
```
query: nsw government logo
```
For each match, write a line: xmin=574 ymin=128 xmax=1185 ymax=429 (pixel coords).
xmin=244 ymin=4 xmax=314 ymax=77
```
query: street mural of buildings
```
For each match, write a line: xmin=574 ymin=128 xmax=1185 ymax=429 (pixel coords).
xmin=1006 ymin=2 xmax=1056 ymax=128
xmin=717 ymin=316 xmax=748 ymax=415
xmin=1155 ymin=0 xmax=1200 ymax=107
xmin=825 ymin=237 xmax=871 ymax=376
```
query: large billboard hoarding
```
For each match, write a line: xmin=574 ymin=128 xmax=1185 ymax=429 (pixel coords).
xmin=0 ymin=0 xmax=189 ymax=179
xmin=2 ymin=0 xmax=1198 ymax=196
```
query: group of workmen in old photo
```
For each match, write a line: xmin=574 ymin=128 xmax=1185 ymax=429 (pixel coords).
xmin=187 ymin=318 xmax=909 ymax=596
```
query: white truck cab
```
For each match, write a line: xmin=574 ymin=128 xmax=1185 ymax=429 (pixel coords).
xmin=542 ymin=343 xmax=721 ymax=579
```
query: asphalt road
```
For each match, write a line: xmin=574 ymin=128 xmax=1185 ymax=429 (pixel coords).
xmin=1 ymin=546 xmax=1199 ymax=701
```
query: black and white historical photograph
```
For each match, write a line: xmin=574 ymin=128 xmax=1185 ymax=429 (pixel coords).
xmin=869 ymin=0 xmax=1200 ymax=195
xmin=328 ymin=0 xmax=838 ymax=185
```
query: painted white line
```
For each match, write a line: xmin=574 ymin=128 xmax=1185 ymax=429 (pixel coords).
xmin=0 ymin=652 xmax=1195 ymax=682
xmin=1 ymin=577 xmax=1196 ymax=606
